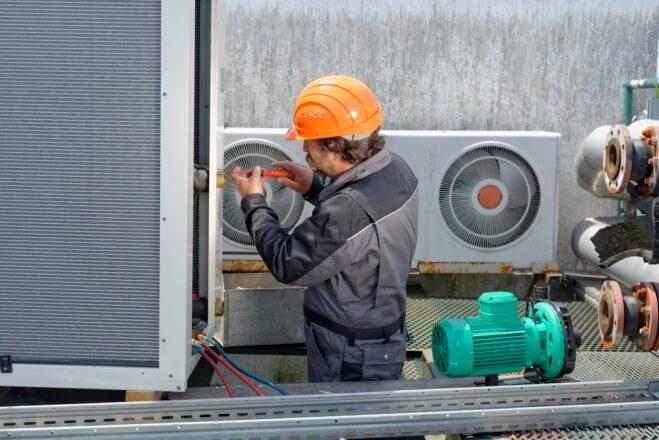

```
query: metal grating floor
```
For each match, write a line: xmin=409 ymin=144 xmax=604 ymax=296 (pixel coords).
xmin=507 ymin=424 xmax=659 ymax=439
xmin=406 ymin=296 xmax=638 ymax=352
xmin=570 ymin=351 xmax=659 ymax=381
xmin=401 ymin=358 xmax=434 ymax=381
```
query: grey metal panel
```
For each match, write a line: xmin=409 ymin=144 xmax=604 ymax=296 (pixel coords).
xmin=0 ymin=1 xmax=161 ymax=366
xmin=222 ymin=288 xmax=305 ymax=346
xmin=220 ymin=273 xmax=305 ymax=347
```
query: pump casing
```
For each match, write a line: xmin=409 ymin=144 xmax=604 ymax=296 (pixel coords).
xmin=432 ymin=292 xmax=578 ymax=380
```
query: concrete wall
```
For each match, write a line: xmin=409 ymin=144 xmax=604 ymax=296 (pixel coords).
xmin=222 ymin=0 xmax=659 ymax=269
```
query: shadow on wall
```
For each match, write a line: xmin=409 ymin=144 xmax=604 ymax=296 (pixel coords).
xmin=223 ymin=0 xmax=659 ymax=270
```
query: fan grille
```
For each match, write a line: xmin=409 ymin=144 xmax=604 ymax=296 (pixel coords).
xmin=223 ymin=140 xmax=306 ymax=247
xmin=438 ymin=144 xmax=541 ymax=249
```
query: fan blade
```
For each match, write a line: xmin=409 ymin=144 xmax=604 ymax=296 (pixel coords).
xmin=496 ymin=160 xmax=531 ymax=208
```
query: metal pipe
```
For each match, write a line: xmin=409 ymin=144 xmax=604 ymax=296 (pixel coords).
xmin=575 ymin=120 xmax=658 ymax=200
xmin=562 ymin=271 xmax=608 ymax=280
xmin=575 ymin=125 xmax=625 ymax=199
xmin=571 ymin=217 xmax=659 ymax=288
xmin=623 ymin=78 xmax=659 ymax=125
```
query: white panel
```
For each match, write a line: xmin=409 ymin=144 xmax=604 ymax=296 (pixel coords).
xmin=207 ymin=0 xmax=225 ymax=336
xmin=159 ymin=0 xmax=195 ymax=390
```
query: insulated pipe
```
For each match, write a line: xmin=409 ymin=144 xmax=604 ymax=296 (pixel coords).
xmin=571 ymin=217 xmax=659 ymax=289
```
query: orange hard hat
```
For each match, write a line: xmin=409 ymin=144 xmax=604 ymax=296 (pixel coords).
xmin=286 ymin=75 xmax=384 ymax=141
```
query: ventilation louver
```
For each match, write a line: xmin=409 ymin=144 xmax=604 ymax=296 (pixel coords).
xmin=223 ymin=139 xmax=306 ymax=246
xmin=438 ymin=144 xmax=541 ymax=249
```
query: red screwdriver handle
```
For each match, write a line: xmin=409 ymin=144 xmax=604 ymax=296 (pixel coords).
xmin=264 ymin=169 xmax=294 ymax=178
xmin=233 ymin=169 xmax=294 ymax=179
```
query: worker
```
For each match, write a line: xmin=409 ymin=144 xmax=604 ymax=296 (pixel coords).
xmin=231 ymin=76 xmax=418 ymax=382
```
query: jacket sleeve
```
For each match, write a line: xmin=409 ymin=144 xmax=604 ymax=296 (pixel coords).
xmin=240 ymin=193 xmax=357 ymax=286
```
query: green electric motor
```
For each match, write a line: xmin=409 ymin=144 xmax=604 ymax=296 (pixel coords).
xmin=432 ymin=292 xmax=580 ymax=380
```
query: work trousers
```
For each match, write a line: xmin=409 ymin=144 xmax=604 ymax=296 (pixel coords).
xmin=304 ymin=320 xmax=406 ymax=382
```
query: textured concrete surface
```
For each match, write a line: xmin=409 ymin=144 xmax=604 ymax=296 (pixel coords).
xmin=222 ymin=0 xmax=659 ymax=269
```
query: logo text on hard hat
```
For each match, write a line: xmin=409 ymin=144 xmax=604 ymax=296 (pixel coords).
xmin=300 ymin=113 xmax=324 ymax=118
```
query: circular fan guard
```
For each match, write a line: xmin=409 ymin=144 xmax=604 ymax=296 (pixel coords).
xmin=438 ymin=144 xmax=541 ymax=249
xmin=223 ymin=140 xmax=306 ymax=247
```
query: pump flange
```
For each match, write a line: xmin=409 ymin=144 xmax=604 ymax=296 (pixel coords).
xmin=631 ymin=282 xmax=659 ymax=351
xmin=598 ymin=280 xmax=625 ymax=349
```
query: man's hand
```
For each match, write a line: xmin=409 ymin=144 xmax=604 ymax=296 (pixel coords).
xmin=271 ymin=161 xmax=313 ymax=194
xmin=231 ymin=166 xmax=268 ymax=197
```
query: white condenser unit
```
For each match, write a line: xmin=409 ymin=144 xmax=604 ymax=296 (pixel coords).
xmin=221 ymin=128 xmax=314 ymax=259
xmin=385 ymin=131 xmax=559 ymax=270
xmin=0 ymin=0 xmax=223 ymax=391
xmin=221 ymin=129 xmax=559 ymax=270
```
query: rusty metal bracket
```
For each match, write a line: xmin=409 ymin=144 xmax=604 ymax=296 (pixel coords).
xmin=418 ymin=261 xmax=513 ymax=274
xmin=222 ymin=259 xmax=269 ymax=273
xmin=530 ymin=262 xmax=561 ymax=275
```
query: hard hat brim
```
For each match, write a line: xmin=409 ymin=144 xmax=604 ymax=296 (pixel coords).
xmin=285 ymin=124 xmax=304 ymax=141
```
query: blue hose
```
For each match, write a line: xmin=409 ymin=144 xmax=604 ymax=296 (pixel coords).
xmin=210 ymin=340 xmax=289 ymax=396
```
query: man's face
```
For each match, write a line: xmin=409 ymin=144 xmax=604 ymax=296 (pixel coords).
xmin=303 ymin=139 xmax=333 ymax=176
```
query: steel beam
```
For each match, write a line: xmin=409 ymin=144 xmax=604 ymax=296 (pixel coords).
xmin=2 ymin=380 xmax=659 ymax=438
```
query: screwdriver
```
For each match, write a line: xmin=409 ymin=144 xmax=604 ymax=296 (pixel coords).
xmin=232 ymin=169 xmax=294 ymax=179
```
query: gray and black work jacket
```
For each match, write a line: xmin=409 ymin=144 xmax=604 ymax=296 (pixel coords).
xmin=241 ymin=150 xmax=419 ymax=379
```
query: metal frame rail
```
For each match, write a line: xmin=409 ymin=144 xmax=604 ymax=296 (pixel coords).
xmin=2 ymin=380 xmax=659 ymax=439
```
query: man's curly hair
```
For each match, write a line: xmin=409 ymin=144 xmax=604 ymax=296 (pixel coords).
xmin=319 ymin=127 xmax=385 ymax=164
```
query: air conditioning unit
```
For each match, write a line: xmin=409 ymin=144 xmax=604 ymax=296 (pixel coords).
xmin=0 ymin=0 xmax=223 ymax=392
xmin=221 ymin=129 xmax=559 ymax=271
xmin=221 ymin=128 xmax=314 ymax=259
xmin=385 ymin=131 xmax=559 ymax=270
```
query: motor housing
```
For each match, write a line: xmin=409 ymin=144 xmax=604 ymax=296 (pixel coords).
xmin=432 ymin=292 xmax=579 ymax=380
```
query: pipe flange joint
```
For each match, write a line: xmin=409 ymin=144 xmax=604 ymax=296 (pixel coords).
xmin=631 ymin=282 xmax=659 ymax=351
xmin=598 ymin=280 xmax=625 ymax=349
xmin=603 ymin=124 xmax=633 ymax=194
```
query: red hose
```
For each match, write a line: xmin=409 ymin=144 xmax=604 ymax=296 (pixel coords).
xmin=199 ymin=351 xmax=235 ymax=398
xmin=200 ymin=342 xmax=265 ymax=397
